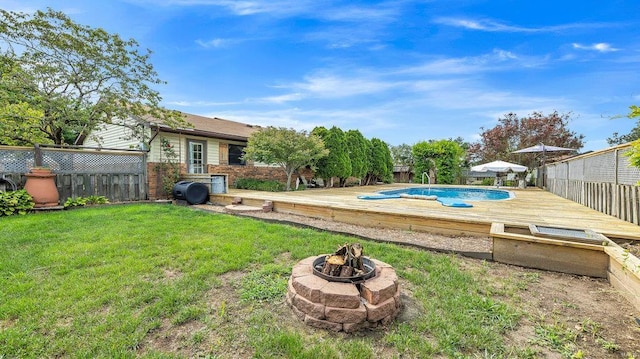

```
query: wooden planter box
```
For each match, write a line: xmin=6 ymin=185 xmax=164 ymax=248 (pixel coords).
xmin=604 ymin=242 xmax=640 ymax=311
xmin=490 ymin=223 xmax=609 ymax=278
xmin=491 ymin=223 xmax=640 ymax=311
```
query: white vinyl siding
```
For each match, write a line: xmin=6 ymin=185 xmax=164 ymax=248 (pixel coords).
xmin=148 ymin=133 xmax=181 ymax=163
xmin=207 ymin=139 xmax=220 ymax=165
xmin=84 ymin=121 xmax=147 ymax=149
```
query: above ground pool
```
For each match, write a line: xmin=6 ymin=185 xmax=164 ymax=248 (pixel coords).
xmin=357 ymin=186 xmax=514 ymax=208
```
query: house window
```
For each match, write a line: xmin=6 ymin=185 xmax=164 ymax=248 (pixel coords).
xmin=188 ymin=140 xmax=206 ymax=173
xmin=229 ymin=144 xmax=245 ymax=165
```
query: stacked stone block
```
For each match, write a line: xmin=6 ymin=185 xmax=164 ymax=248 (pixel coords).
xmin=286 ymin=256 xmax=401 ymax=332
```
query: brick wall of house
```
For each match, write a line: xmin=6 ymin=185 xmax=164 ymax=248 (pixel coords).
xmin=147 ymin=162 xmax=188 ymax=199
xmin=208 ymin=165 xmax=315 ymax=188
xmin=147 ymin=162 xmax=314 ymax=199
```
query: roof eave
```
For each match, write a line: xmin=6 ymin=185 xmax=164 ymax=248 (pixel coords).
xmin=159 ymin=127 xmax=249 ymax=142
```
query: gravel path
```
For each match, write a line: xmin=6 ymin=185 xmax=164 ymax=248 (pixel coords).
xmin=193 ymin=204 xmax=493 ymax=258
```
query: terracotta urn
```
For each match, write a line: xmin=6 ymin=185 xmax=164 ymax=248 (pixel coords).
xmin=24 ymin=167 xmax=60 ymax=208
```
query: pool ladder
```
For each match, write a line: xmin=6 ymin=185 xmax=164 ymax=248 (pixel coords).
xmin=421 ymin=172 xmax=431 ymax=186
xmin=422 ymin=159 xmax=437 ymax=188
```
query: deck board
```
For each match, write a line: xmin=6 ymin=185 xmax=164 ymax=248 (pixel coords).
xmin=210 ymin=184 xmax=640 ymax=241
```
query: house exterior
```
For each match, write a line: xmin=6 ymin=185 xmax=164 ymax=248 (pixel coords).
xmin=84 ymin=112 xmax=291 ymax=199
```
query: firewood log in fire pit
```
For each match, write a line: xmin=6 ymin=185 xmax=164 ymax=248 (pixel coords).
xmin=321 ymin=243 xmax=365 ymax=278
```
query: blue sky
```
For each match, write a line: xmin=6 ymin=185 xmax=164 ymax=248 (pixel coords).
xmin=4 ymin=0 xmax=640 ymax=152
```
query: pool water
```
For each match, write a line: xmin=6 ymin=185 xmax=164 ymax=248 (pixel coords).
xmin=380 ymin=187 xmax=513 ymax=201
xmin=357 ymin=186 xmax=514 ymax=207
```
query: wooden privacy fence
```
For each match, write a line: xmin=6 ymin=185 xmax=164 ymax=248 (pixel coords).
xmin=545 ymin=143 xmax=640 ymax=225
xmin=0 ymin=145 xmax=147 ymax=203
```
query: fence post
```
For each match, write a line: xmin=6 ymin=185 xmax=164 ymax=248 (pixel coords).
xmin=34 ymin=144 xmax=43 ymax=167
xmin=565 ymin=162 xmax=569 ymax=198
xmin=613 ymin=149 xmax=619 ymax=217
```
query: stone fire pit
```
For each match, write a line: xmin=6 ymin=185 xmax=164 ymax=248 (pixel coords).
xmin=286 ymin=248 xmax=401 ymax=332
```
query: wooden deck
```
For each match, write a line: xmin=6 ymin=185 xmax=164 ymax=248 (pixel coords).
xmin=209 ymin=184 xmax=640 ymax=242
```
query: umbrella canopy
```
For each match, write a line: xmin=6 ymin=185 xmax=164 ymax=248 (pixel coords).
xmin=512 ymin=143 xmax=576 ymax=154
xmin=513 ymin=143 xmax=577 ymax=167
xmin=470 ymin=160 xmax=527 ymax=173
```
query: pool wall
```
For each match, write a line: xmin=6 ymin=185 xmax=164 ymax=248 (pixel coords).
xmin=211 ymin=192 xmax=492 ymax=237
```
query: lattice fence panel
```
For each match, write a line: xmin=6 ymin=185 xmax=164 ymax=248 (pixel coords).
xmin=41 ymin=149 xmax=145 ymax=174
xmin=568 ymin=158 xmax=584 ymax=181
xmin=556 ymin=163 xmax=568 ymax=179
xmin=547 ymin=165 xmax=557 ymax=179
xmin=0 ymin=148 xmax=34 ymax=173
xmin=618 ymin=149 xmax=640 ymax=185
xmin=583 ymin=151 xmax=616 ymax=183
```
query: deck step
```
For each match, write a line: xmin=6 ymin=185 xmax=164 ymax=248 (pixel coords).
xmin=225 ymin=204 xmax=263 ymax=213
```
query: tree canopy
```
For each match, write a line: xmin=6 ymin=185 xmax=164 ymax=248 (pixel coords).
xmin=0 ymin=57 xmax=49 ymax=145
xmin=621 ymin=106 xmax=640 ymax=176
xmin=468 ymin=111 xmax=584 ymax=168
xmin=242 ymin=127 xmax=328 ymax=191
xmin=412 ymin=139 xmax=464 ymax=184
xmin=0 ymin=8 xmax=187 ymax=145
xmin=608 ymin=105 xmax=640 ymax=146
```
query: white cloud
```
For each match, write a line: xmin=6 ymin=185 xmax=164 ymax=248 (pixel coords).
xmin=493 ymin=49 xmax=517 ymax=60
xmin=572 ymin=42 xmax=619 ymax=52
xmin=319 ymin=4 xmax=400 ymax=22
xmin=395 ymin=49 xmax=544 ymax=77
xmin=434 ymin=16 xmax=615 ymax=33
xmin=258 ymin=93 xmax=304 ymax=104
xmin=285 ymin=73 xmax=398 ymax=98
xmin=139 ymin=0 xmax=317 ymax=16
xmin=195 ymin=38 xmax=235 ymax=48
xmin=434 ymin=18 xmax=534 ymax=32
xmin=145 ymin=0 xmax=400 ymax=20
xmin=166 ymin=100 xmax=245 ymax=106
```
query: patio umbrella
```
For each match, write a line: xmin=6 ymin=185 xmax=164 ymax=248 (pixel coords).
xmin=470 ymin=160 xmax=527 ymax=173
xmin=513 ymin=143 xmax=576 ymax=188
xmin=512 ymin=143 xmax=576 ymax=165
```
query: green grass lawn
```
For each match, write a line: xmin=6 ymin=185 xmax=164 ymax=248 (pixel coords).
xmin=0 ymin=204 xmax=542 ymax=358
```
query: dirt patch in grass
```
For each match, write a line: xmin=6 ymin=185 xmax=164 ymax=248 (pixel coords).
xmin=139 ymin=271 xmax=252 ymax=358
xmin=183 ymin=204 xmax=640 ymax=357
xmin=467 ymin=261 xmax=640 ymax=357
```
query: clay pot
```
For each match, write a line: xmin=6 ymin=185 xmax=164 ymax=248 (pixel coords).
xmin=24 ymin=168 xmax=59 ymax=208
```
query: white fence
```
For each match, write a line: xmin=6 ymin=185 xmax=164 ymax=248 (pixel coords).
xmin=545 ymin=143 xmax=640 ymax=225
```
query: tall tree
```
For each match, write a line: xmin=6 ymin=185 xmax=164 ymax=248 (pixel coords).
xmin=608 ymin=105 xmax=640 ymax=145
xmin=0 ymin=57 xmax=48 ymax=145
xmin=468 ymin=111 xmax=584 ymax=168
xmin=413 ymin=139 xmax=464 ymax=184
xmin=345 ymin=129 xmax=369 ymax=184
xmin=0 ymin=8 xmax=188 ymax=145
xmin=365 ymin=138 xmax=393 ymax=185
xmin=311 ymin=126 xmax=351 ymax=187
xmin=242 ymin=127 xmax=328 ymax=191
